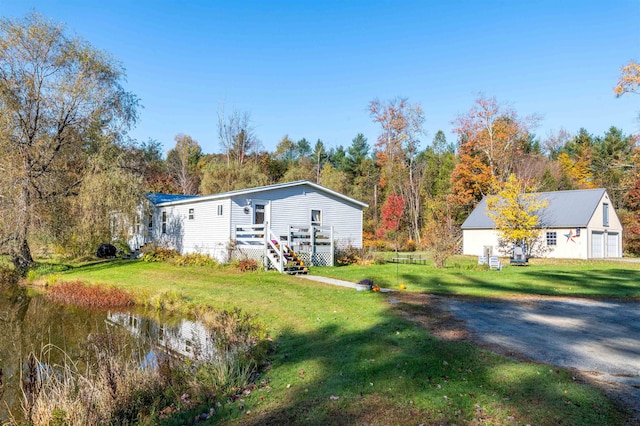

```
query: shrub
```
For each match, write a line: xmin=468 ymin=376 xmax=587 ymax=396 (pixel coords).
xmin=47 ymin=281 xmax=134 ymax=308
xmin=146 ymin=288 xmax=190 ymax=312
xmin=402 ymin=239 xmax=417 ymax=252
xmin=46 ymin=274 xmax=61 ymax=286
xmin=336 ymin=246 xmax=360 ymax=265
xmin=0 ymin=267 xmax=20 ymax=286
xmin=25 ymin=269 xmax=37 ymax=282
xmin=141 ymin=247 xmax=180 ymax=263
xmin=236 ymin=258 xmax=258 ymax=272
xmin=192 ymin=307 xmax=269 ymax=394
xmin=169 ymin=253 xmax=218 ymax=267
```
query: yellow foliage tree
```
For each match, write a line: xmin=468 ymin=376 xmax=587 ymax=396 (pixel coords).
xmin=557 ymin=152 xmax=595 ymax=189
xmin=486 ymin=174 xmax=548 ymax=255
xmin=614 ymin=60 xmax=640 ymax=97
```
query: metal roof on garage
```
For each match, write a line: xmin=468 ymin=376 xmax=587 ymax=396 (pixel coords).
xmin=461 ymin=188 xmax=607 ymax=229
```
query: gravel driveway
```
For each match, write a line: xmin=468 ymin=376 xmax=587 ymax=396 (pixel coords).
xmin=446 ymin=297 xmax=640 ymax=421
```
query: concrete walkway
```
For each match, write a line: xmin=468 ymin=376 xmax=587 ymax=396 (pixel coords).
xmin=297 ymin=274 xmax=392 ymax=292
xmin=297 ymin=274 xmax=361 ymax=289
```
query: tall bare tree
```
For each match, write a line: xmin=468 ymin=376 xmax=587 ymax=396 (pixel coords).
xmin=217 ymin=105 xmax=259 ymax=166
xmin=166 ymin=134 xmax=202 ymax=195
xmin=0 ymin=13 xmax=138 ymax=271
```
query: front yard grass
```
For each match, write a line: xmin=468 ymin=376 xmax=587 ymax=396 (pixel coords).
xmin=313 ymin=255 xmax=640 ymax=299
xmin=48 ymin=259 xmax=632 ymax=425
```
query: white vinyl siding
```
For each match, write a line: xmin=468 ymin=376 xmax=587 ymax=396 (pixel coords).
xmin=146 ymin=182 xmax=366 ymax=259
xmin=154 ymin=199 xmax=232 ymax=261
xmin=230 ymin=185 xmax=363 ymax=248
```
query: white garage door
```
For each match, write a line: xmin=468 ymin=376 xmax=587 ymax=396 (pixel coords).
xmin=592 ymin=232 xmax=604 ymax=258
xmin=607 ymin=233 xmax=619 ymax=258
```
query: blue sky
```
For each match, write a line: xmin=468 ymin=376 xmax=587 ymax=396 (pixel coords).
xmin=1 ymin=0 xmax=639 ymax=154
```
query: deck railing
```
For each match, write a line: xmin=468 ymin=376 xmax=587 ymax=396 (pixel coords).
xmin=234 ymin=223 xmax=335 ymax=271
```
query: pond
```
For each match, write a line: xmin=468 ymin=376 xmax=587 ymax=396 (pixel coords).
xmin=0 ymin=283 xmax=212 ymax=423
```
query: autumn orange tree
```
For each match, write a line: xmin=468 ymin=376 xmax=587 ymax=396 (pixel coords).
xmin=486 ymin=174 xmax=548 ymax=256
xmin=620 ymin=141 xmax=640 ymax=254
xmin=449 ymin=95 xmax=540 ymax=217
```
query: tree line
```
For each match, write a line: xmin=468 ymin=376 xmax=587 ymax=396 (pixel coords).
xmin=1 ymin=13 xmax=639 ymax=273
xmin=150 ymin=96 xmax=639 ymax=257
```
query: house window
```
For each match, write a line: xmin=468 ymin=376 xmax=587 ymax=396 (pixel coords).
xmin=546 ymin=231 xmax=557 ymax=246
xmin=188 ymin=208 xmax=194 ymax=220
xmin=603 ymin=203 xmax=609 ymax=227
xmin=311 ymin=209 xmax=322 ymax=226
xmin=148 ymin=214 xmax=153 ymax=228
xmin=162 ymin=211 xmax=167 ymax=234
xmin=217 ymin=205 xmax=223 ymax=216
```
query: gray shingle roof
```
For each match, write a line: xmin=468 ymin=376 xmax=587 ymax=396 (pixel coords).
xmin=461 ymin=188 xmax=607 ymax=229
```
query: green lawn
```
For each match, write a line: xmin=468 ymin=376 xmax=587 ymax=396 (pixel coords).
xmin=46 ymin=258 xmax=632 ymax=425
xmin=313 ymin=255 xmax=640 ymax=299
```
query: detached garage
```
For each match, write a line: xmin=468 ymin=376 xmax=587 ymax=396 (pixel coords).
xmin=462 ymin=188 xmax=623 ymax=259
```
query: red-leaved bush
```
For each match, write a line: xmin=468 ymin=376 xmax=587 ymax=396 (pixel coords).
xmin=48 ymin=281 xmax=134 ymax=308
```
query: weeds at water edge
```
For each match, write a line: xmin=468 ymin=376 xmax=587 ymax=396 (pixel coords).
xmin=15 ymin=308 xmax=269 ymax=426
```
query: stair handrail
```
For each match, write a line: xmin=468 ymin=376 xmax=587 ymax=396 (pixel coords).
xmin=265 ymin=223 xmax=284 ymax=273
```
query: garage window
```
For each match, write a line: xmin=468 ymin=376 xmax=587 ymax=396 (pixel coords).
xmin=546 ymin=231 xmax=557 ymax=246
xmin=603 ymin=203 xmax=609 ymax=227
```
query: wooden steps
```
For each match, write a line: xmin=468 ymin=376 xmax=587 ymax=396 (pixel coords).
xmin=269 ymin=245 xmax=308 ymax=275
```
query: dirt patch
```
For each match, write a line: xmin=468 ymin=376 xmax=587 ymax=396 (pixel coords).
xmin=389 ymin=292 xmax=470 ymax=342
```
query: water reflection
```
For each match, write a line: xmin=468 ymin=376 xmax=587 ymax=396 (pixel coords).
xmin=106 ymin=312 xmax=215 ymax=361
xmin=0 ymin=284 xmax=210 ymax=422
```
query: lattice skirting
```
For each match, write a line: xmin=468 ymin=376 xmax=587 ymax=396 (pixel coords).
xmin=233 ymin=247 xmax=334 ymax=268
xmin=298 ymin=252 xmax=334 ymax=266
xmin=233 ymin=248 xmax=265 ymax=263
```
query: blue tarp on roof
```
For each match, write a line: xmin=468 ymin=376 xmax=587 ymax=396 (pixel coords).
xmin=146 ymin=193 xmax=199 ymax=205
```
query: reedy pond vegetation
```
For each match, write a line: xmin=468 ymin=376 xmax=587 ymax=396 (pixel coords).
xmin=19 ymin=256 xmax=637 ymax=425
xmin=0 ymin=271 xmax=268 ymax=425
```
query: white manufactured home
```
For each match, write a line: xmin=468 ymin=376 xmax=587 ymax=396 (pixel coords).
xmin=461 ymin=188 xmax=623 ymax=259
xmin=130 ymin=181 xmax=368 ymax=273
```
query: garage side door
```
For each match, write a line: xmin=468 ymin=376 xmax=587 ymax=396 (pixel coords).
xmin=606 ymin=232 xmax=619 ymax=258
xmin=591 ymin=231 xmax=604 ymax=258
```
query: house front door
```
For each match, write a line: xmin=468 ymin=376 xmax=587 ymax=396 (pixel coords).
xmin=253 ymin=201 xmax=270 ymax=226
